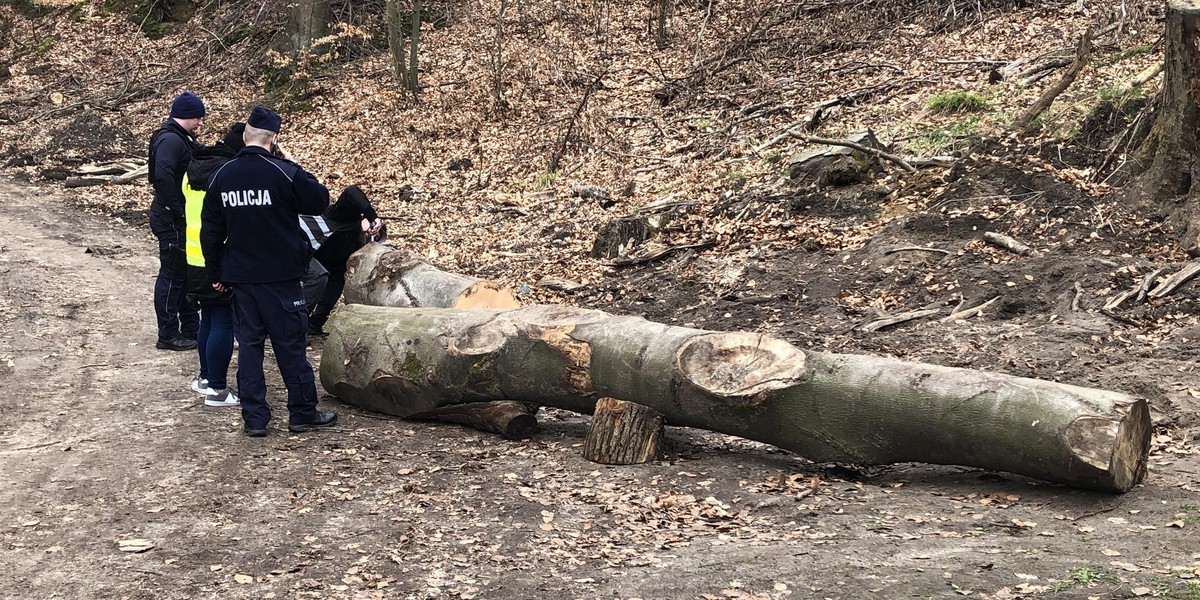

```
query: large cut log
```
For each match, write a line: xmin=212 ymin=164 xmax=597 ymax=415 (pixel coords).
xmin=344 ymin=243 xmax=520 ymax=309
xmin=320 ymin=304 xmax=1151 ymax=493
xmin=340 ymin=243 xmax=531 ymax=438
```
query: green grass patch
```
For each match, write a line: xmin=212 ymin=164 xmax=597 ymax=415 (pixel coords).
xmin=35 ymin=36 xmax=54 ymax=53
xmin=909 ymin=116 xmax=981 ymax=155
xmin=1180 ymin=502 xmax=1200 ymax=526
xmin=1049 ymin=566 xmax=1119 ymax=592
xmin=1097 ymin=86 xmax=1146 ymax=111
xmin=927 ymin=91 xmax=990 ymax=114
xmin=534 ymin=170 xmax=558 ymax=190
xmin=1096 ymin=44 xmax=1155 ymax=67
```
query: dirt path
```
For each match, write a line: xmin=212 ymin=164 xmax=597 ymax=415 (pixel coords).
xmin=1 ymin=176 xmax=1198 ymax=599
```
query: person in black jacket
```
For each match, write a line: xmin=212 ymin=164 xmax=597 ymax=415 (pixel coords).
xmin=182 ymin=123 xmax=245 ymax=408
xmin=200 ymin=106 xmax=337 ymax=437
xmin=302 ymin=185 xmax=383 ymax=335
xmin=148 ymin=91 xmax=205 ymax=351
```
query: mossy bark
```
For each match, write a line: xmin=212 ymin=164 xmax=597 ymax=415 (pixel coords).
xmin=320 ymin=304 xmax=1151 ymax=493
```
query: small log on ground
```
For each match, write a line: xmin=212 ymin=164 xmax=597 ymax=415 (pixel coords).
xmin=63 ymin=176 xmax=108 ymax=188
xmin=582 ymin=397 xmax=665 ymax=464
xmin=407 ymin=400 xmax=539 ymax=440
xmin=344 ymin=243 xmax=519 ymax=309
xmin=320 ymin=303 xmax=1152 ymax=492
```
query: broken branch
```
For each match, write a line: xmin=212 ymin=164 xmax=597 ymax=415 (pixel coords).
xmin=982 ymin=231 xmax=1032 ymax=255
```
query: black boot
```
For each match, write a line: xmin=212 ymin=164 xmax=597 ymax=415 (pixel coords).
xmin=308 ymin=302 xmax=332 ymax=335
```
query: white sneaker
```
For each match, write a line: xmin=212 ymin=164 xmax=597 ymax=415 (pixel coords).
xmin=191 ymin=376 xmax=218 ymax=396
xmin=205 ymin=389 xmax=240 ymax=408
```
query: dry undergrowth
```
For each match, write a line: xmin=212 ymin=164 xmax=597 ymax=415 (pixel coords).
xmin=0 ymin=0 xmax=1169 ymax=296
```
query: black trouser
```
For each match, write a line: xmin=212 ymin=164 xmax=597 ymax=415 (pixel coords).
xmin=309 ymin=231 xmax=364 ymax=329
xmin=149 ymin=204 xmax=199 ymax=341
xmin=231 ymin=281 xmax=320 ymax=429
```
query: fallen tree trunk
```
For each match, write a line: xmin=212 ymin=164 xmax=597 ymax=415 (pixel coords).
xmin=320 ymin=304 xmax=1151 ymax=493
xmin=340 ymin=243 xmax=533 ymax=439
xmin=344 ymin=243 xmax=520 ymax=309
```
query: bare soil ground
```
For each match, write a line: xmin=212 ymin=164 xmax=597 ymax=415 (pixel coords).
xmin=1 ymin=172 xmax=1198 ymax=599
xmin=2 ymin=1 xmax=1200 ymax=598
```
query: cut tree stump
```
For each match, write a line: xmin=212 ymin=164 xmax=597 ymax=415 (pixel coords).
xmin=582 ymin=397 xmax=665 ymax=464
xmin=590 ymin=216 xmax=651 ymax=259
xmin=320 ymin=303 xmax=1152 ymax=493
xmin=344 ymin=243 xmax=519 ymax=309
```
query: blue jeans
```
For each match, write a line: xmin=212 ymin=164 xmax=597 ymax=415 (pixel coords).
xmin=196 ymin=302 xmax=234 ymax=390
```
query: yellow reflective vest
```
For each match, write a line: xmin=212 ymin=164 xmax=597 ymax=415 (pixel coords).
xmin=182 ymin=173 xmax=205 ymax=267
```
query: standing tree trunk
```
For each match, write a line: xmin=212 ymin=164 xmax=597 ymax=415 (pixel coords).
xmin=406 ymin=0 xmax=422 ymax=93
xmin=654 ymin=0 xmax=673 ymax=48
xmin=285 ymin=0 xmax=329 ymax=56
xmin=1133 ymin=0 xmax=1200 ymax=253
xmin=269 ymin=0 xmax=330 ymax=86
xmin=386 ymin=0 xmax=421 ymax=94
xmin=386 ymin=0 xmax=406 ymax=83
xmin=320 ymin=304 xmax=1151 ymax=493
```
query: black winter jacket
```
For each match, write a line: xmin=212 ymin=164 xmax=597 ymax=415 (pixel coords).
xmin=148 ymin=119 xmax=199 ymax=219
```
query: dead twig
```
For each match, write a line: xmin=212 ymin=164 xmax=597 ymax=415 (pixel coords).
xmin=756 ymin=130 xmax=916 ymax=172
xmin=942 ymin=296 xmax=1000 ymax=322
xmin=1011 ymin=28 xmax=1093 ymax=133
xmin=1103 ymin=289 xmax=1137 ymax=311
xmin=1148 ymin=261 xmax=1200 ymax=298
xmin=858 ymin=308 xmax=941 ymax=332
xmin=1135 ymin=267 xmax=1166 ymax=304
xmin=884 ymin=246 xmax=952 ymax=256
xmin=547 ymin=70 xmax=606 ymax=173
xmin=982 ymin=231 xmax=1031 ymax=255
xmin=1100 ymin=308 xmax=1141 ymax=327
xmin=605 ymin=240 xmax=716 ymax=268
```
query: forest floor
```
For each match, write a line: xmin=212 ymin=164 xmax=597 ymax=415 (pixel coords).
xmin=2 ymin=0 xmax=1200 ymax=598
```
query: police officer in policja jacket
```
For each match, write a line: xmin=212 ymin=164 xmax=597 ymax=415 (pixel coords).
xmin=200 ymin=106 xmax=337 ymax=437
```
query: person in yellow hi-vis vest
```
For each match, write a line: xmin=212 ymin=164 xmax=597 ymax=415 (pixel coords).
xmin=182 ymin=123 xmax=245 ymax=408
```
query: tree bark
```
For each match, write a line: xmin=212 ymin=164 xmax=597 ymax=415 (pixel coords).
xmin=284 ymin=0 xmax=329 ymax=58
xmin=408 ymin=400 xmax=538 ymax=440
xmin=406 ymin=0 xmax=421 ymax=93
xmin=582 ymin=397 xmax=665 ymax=464
xmin=386 ymin=0 xmax=405 ymax=83
xmin=344 ymin=243 xmax=520 ymax=309
xmin=339 ymin=243 xmax=530 ymax=437
xmin=1133 ymin=1 xmax=1200 ymax=252
xmin=319 ymin=304 xmax=1151 ymax=493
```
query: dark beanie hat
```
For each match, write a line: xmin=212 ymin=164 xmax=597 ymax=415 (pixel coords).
xmin=222 ymin=122 xmax=246 ymax=151
xmin=247 ymin=106 xmax=281 ymax=133
xmin=169 ymin=91 xmax=206 ymax=119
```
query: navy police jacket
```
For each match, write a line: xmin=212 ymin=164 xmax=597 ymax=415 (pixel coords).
xmin=200 ymin=146 xmax=330 ymax=284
